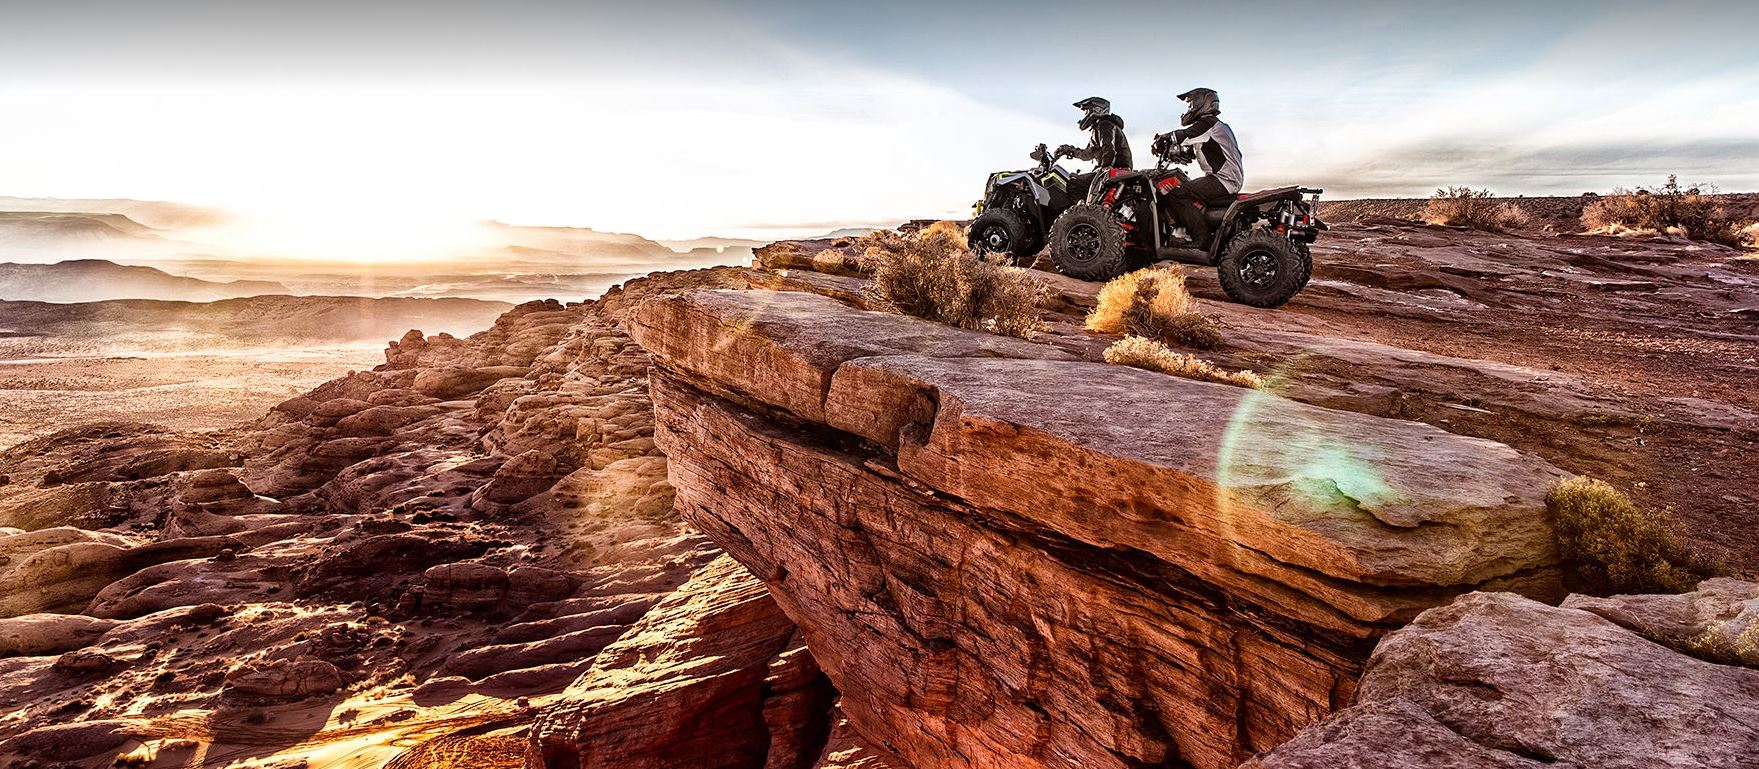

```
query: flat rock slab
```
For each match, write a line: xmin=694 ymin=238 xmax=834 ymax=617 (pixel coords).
xmin=636 ymin=289 xmax=1566 ymax=630
xmin=865 ymin=354 xmax=1564 ymax=592
xmin=628 ymin=289 xmax=1072 ymax=422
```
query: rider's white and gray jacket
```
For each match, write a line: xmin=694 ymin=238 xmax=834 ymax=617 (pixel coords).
xmin=1178 ymin=119 xmax=1244 ymax=194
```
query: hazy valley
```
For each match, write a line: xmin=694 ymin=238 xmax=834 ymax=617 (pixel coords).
xmin=0 ymin=199 xmax=765 ymax=451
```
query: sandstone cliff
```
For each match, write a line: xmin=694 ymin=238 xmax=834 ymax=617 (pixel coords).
xmin=630 ymin=285 xmax=1568 ymax=768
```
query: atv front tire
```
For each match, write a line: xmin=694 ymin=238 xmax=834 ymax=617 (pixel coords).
xmin=1050 ymin=203 xmax=1134 ymax=281
xmin=967 ymin=210 xmax=1039 ymax=267
xmin=1216 ymin=229 xmax=1312 ymax=308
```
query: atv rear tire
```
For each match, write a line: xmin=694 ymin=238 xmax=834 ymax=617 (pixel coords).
xmin=1050 ymin=203 xmax=1134 ymax=281
xmin=1216 ymin=229 xmax=1312 ymax=308
xmin=967 ymin=210 xmax=1039 ymax=267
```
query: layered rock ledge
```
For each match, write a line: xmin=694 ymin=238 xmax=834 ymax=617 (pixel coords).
xmin=629 ymin=288 xmax=1570 ymax=769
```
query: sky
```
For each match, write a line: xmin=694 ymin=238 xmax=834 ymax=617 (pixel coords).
xmin=2 ymin=0 xmax=1757 ymax=256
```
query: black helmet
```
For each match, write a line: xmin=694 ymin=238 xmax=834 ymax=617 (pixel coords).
xmin=1178 ymin=87 xmax=1219 ymax=126
xmin=1074 ymin=96 xmax=1111 ymax=130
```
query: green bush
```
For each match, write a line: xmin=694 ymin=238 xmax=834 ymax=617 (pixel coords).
xmin=1546 ymin=476 xmax=1727 ymax=594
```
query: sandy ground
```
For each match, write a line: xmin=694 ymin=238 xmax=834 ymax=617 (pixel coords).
xmin=0 ymin=336 xmax=385 ymax=450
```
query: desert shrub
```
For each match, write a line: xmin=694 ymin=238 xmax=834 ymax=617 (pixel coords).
xmin=1546 ymin=476 xmax=1727 ymax=594
xmin=1424 ymin=187 xmax=1529 ymax=231
xmin=1491 ymin=202 xmax=1530 ymax=230
xmin=1103 ymin=336 xmax=1263 ymax=389
xmin=914 ymin=219 xmax=965 ymax=240
xmin=1581 ymin=176 xmax=1743 ymax=246
xmin=866 ymin=227 xmax=1047 ymax=338
xmin=1736 ymin=222 xmax=1759 ymax=249
xmin=1086 ymin=268 xmax=1223 ymax=349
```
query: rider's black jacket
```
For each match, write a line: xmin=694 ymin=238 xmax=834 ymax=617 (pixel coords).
xmin=1073 ymin=114 xmax=1132 ymax=169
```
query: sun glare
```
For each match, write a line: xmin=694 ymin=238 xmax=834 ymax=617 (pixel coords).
xmin=216 ymin=208 xmax=495 ymax=264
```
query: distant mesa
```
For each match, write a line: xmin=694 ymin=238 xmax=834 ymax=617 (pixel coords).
xmin=816 ymin=227 xmax=878 ymax=239
xmin=0 ymin=197 xmax=228 ymax=230
xmin=486 ymin=220 xmax=674 ymax=259
xmin=0 ymin=293 xmax=511 ymax=343
xmin=0 ymin=259 xmax=289 ymax=303
xmin=0 ymin=212 xmax=160 ymax=242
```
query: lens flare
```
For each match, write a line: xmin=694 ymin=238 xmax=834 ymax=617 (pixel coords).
xmin=1214 ymin=356 xmax=1402 ymax=531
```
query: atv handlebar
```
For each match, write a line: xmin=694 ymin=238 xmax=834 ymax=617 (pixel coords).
xmin=1151 ymin=134 xmax=1196 ymax=170
xmin=1029 ymin=142 xmax=1069 ymax=173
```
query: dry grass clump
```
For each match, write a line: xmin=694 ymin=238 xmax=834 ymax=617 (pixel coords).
xmin=913 ymin=219 xmax=965 ymax=240
xmin=1104 ymin=336 xmax=1263 ymax=389
xmin=1423 ymin=187 xmax=1530 ymax=231
xmin=1546 ymin=476 xmax=1728 ymax=594
xmin=1490 ymin=202 xmax=1530 ymax=230
xmin=1679 ymin=621 xmax=1759 ymax=667
xmin=865 ymin=227 xmax=1047 ymax=338
xmin=1736 ymin=222 xmax=1759 ymax=250
xmin=1086 ymin=268 xmax=1223 ymax=350
xmin=1581 ymin=176 xmax=1746 ymax=246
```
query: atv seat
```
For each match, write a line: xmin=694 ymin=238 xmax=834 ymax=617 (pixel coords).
xmin=1199 ymin=186 xmax=1309 ymax=221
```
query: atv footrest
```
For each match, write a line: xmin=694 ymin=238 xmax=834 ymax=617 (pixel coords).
xmin=1155 ymin=246 xmax=1213 ymax=266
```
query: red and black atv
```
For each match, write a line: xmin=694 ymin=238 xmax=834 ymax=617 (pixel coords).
xmin=1047 ymin=140 xmax=1325 ymax=307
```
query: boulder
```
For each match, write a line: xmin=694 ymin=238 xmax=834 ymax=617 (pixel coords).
xmin=0 ymin=719 xmax=148 ymax=761
xmin=0 ymin=527 xmax=136 ymax=616
xmin=473 ymin=449 xmax=561 ymax=506
xmin=627 ymin=289 xmax=1072 ymax=423
xmin=1247 ymin=588 xmax=1759 ymax=769
xmin=52 ymin=648 xmax=126 ymax=676
xmin=506 ymin=566 xmax=574 ymax=606
xmin=422 ymin=562 xmax=509 ymax=611
xmin=0 ymin=613 xmax=119 ymax=657
xmin=224 ymin=656 xmax=344 ymax=700
xmin=1564 ymin=578 xmax=1759 ymax=667
xmin=412 ymin=365 xmax=529 ymax=399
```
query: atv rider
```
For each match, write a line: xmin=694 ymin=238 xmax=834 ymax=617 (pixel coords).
xmin=1057 ymin=96 xmax=1132 ymax=201
xmin=1152 ymin=88 xmax=1243 ymax=245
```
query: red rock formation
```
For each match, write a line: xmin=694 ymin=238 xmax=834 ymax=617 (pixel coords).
xmin=632 ymin=288 xmax=1568 ymax=769
xmin=529 ymin=554 xmax=833 ymax=769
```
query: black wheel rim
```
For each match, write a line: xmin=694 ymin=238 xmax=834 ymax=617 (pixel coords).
xmin=978 ymin=225 xmax=1011 ymax=253
xmin=1069 ymin=223 xmax=1102 ymax=262
xmin=1239 ymin=249 xmax=1279 ymax=287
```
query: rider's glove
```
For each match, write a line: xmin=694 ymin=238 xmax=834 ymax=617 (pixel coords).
xmin=1055 ymin=144 xmax=1080 ymax=157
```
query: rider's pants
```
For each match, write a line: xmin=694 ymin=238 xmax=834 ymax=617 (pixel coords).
xmin=1164 ymin=175 xmax=1232 ymax=244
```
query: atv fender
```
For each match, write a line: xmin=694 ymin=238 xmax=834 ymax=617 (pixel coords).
xmin=1207 ymin=186 xmax=1322 ymax=261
